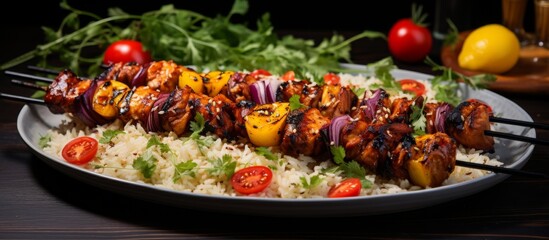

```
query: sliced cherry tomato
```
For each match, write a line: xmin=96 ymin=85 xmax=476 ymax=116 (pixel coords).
xmin=231 ymin=166 xmax=273 ymax=194
xmin=103 ymin=39 xmax=152 ymax=65
xmin=328 ymin=178 xmax=362 ymax=198
xmin=323 ymin=72 xmax=340 ymax=85
xmin=250 ymin=69 xmax=272 ymax=79
xmin=62 ymin=136 xmax=99 ymax=165
xmin=281 ymin=70 xmax=295 ymax=81
xmin=398 ymin=79 xmax=426 ymax=96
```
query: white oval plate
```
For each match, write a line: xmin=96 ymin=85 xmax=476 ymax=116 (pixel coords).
xmin=17 ymin=67 xmax=536 ymax=217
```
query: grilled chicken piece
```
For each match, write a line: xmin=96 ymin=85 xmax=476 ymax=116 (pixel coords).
xmin=340 ymin=121 xmax=412 ymax=173
xmin=188 ymin=92 xmax=237 ymax=139
xmin=146 ymin=60 xmax=188 ymax=93
xmin=280 ymin=108 xmax=331 ymax=157
xmin=99 ymin=62 xmax=143 ymax=83
xmin=224 ymin=72 xmax=258 ymax=103
xmin=277 ymin=80 xmax=322 ymax=108
xmin=389 ymin=96 xmax=424 ymax=124
xmin=406 ymin=133 xmax=457 ymax=187
xmin=45 ymin=70 xmax=92 ymax=114
xmin=162 ymin=86 xmax=193 ymax=136
xmin=387 ymin=134 xmax=416 ymax=180
xmin=117 ymin=86 xmax=160 ymax=125
xmin=318 ymin=84 xmax=358 ymax=119
xmin=351 ymin=89 xmax=391 ymax=124
xmin=445 ymin=100 xmax=494 ymax=152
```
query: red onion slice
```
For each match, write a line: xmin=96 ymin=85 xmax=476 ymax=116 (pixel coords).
xmin=130 ymin=62 xmax=150 ymax=87
xmin=250 ymin=80 xmax=267 ymax=104
xmin=329 ymin=114 xmax=352 ymax=146
xmin=73 ymin=80 xmax=108 ymax=127
xmin=363 ymin=89 xmax=382 ymax=120
xmin=146 ymin=93 xmax=169 ymax=133
xmin=265 ymin=79 xmax=282 ymax=103
xmin=435 ymin=103 xmax=451 ymax=133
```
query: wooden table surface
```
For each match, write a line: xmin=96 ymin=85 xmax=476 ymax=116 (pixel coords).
xmin=1 ymin=26 xmax=548 ymax=239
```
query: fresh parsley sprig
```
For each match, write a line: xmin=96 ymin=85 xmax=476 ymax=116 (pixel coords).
xmin=1 ymin=0 xmax=384 ymax=81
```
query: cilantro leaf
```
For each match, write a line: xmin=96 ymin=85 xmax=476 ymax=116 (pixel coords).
xmin=189 ymin=113 xmax=205 ymax=139
xmin=38 ymin=134 xmax=51 ymax=149
xmin=330 ymin=146 xmax=346 ymax=165
xmin=340 ymin=161 xmax=367 ymax=179
xmin=147 ymin=135 xmax=170 ymax=153
xmin=425 ymin=57 xmax=496 ymax=105
xmin=368 ymin=57 xmax=401 ymax=93
xmin=410 ymin=103 xmax=427 ymax=136
xmin=207 ymin=154 xmax=236 ymax=179
xmin=173 ymin=160 xmax=198 ymax=182
xmin=289 ymin=94 xmax=306 ymax=110
xmin=255 ymin=147 xmax=278 ymax=161
xmin=99 ymin=129 xmax=125 ymax=144
xmin=300 ymin=175 xmax=323 ymax=189
xmin=132 ymin=149 xmax=157 ymax=178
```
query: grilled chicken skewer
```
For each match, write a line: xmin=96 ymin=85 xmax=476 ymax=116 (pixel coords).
xmin=42 ymin=68 xmax=469 ymax=188
xmin=47 ymin=61 xmax=494 ymax=153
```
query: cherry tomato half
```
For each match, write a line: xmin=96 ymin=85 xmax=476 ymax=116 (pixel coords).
xmin=281 ymin=70 xmax=295 ymax=81
xmin=103 ymin=40 xmax=152 ymax=65
xmin=250 ymin=69 xmax=272 ymax=79
xmin=398 ymin=79 xmax=426 ymax=96
xmin=323 ymin=72 xmax=340 ymax=85
xmin=328 ymin=178 xmax=362 ymax=198
xmin=231 ymin=166 xmax=273 ymax=194
xmin=61 ymin=136 xmax=99 ymax=165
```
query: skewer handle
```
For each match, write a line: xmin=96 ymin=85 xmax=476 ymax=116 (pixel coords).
xmin=456 ymin=160 xmax=549 ymax=178
xmin=0 ymin=92 xmax=45 ymax=104
xmin=484 ymin=130 xmax=549 ymax=145
xmin=490 ymin=116 xmax=549 ymax=130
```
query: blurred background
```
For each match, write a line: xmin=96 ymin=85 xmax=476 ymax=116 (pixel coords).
xmin=0 ymin=0 xmax=538 ymax=65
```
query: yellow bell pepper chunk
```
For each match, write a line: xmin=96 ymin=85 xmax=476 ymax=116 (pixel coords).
xmin=245 ymin=102 xmax=290 ymax=147
xmin=407 ymin=155 xmax=431 ymax=188
xmin=179 ymin=70 xmax=204 ymax=94
xmin=203 ymin=70 xmax=234 ymax=97
xmin=92 ymin=80 xmax=130 ymax=119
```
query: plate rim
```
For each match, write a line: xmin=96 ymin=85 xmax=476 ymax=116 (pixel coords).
xmin=16 ymin=66 xmax=536 ymax=217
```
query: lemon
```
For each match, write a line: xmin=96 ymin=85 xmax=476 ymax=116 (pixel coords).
xmin=458 ymin=24 xmax=520 ymax=74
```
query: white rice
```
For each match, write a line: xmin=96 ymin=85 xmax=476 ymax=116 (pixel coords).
xmin=41 ymin=73 xmax=502 ymax=198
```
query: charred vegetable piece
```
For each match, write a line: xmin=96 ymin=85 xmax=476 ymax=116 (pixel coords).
xmin=92 ymin=80 xmax=130 ymax=118
xmin=245 ymin=102 xmax=290 ymax=147
xmin=407 ymin=133 xmax=456 ymax=188
xmin=203 ymin=70 xmax=234 ymax=97
xmin=179 ymin=70 xmax=204 ymax=94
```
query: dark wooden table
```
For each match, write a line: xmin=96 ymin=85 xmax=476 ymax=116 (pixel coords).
xmin=1 ymin=26 xmax=548 ymax=239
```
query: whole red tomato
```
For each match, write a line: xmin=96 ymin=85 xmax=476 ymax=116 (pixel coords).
xmin=387 ymin=6 xmax=432 ymax=63
xmin=102 ymin=39 xmax=152 ymax=65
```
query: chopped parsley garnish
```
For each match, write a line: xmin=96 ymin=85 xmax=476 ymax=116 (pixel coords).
xmin=132 ymin=149 xmax=157 ymax=178
xmin=207 ymin=154 xmax=236 ymax=179
xmin=173 ymin=160 xmax=198 ymax=182
xmin=38 ymin=134 xmax=51 ymax=149
xmin=300 ymin=175 xmax=323 ymax=189
xmin=425 ymin=57 xmax=496 ymax=106
xmin=329 ymin=146 xmax=372 ymax=188
xmin=147 ymin=135 xmax=170 ymax=153
xmin=410 ymin=102 xmax=427 ymax=137
xmin=289 ymin=94 xmax=306 ymax=110
xmin=189 ymin=113 xmax=206 ymax=140
xmin=255 ymin=147 xmax=278 ymax=161
xmin=99 ymin=129 xmax=125 ymax=144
